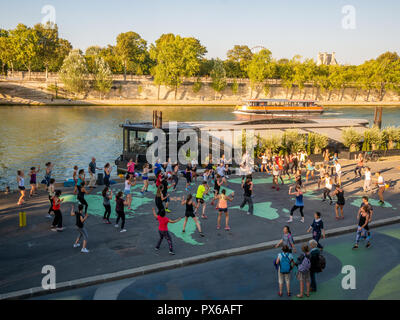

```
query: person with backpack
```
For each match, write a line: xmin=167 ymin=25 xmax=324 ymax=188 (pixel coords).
xmin=309 ymin=239 xmax=324 ymax=292
xmin=295 ymin=244 xmax=311 ymax=298
xmin=275 ymin=245 xmax=294 ymax=297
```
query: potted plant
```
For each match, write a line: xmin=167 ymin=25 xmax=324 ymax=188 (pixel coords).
xmin=342 ymin=127 xmax=362 ymax=152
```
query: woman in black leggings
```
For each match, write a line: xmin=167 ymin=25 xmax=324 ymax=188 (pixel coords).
xmin=77 ymin=181 xmax=90 ymax=214
xmin=102 ymin=186 xmax=112 ymax=223
xmin=115 ymin=191 xmax=128 ymax=232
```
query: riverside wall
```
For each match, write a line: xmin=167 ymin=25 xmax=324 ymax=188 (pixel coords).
xmin=1 ymin=72 xmax=400 ymax=105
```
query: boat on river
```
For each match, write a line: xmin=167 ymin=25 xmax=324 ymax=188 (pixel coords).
xmin=235 ymin=99 xmax=324 ymax=115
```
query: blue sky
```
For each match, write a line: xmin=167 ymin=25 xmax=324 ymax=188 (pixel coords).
xmin=1 ymin=0 xmax=399 ymax=65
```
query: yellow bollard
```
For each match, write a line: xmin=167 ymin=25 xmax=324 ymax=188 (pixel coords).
xmin=19 ymin=211 xmax=27 ymax=227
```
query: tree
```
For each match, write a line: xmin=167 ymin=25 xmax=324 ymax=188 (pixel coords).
xmin=59 ymin=50 xmax=89 ymax=96
xmin=210 ymin=59 xmax=227 ymax=99
xmin=93 ymin=56 xmax=113 ymax=99
xmin=0 ymin=29 xmax=14 ymax=75
xmin=226 ymin=45 xmax=253 ymax=78
xmin=150 ymin=33 xmax=207 ymax=99
xmin=9 ymin=24 xmax=41 ymax=79
xmin=246 ymin=49 xmax=274 ymax=98
xmin=115 ymin=31 xmax=148 ymax=81
xmin=34 ymin=22 xmax=59 ymax=79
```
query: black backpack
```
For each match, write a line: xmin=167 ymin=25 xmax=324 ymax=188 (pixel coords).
xmin=316 ymin=253 xmax=326 ymax=272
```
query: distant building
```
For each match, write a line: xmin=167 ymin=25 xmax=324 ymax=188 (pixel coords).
xmin=317 ymin=52 xmax=338 ymax=66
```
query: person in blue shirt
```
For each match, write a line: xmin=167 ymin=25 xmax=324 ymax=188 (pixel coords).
xmin=307 ymin=211 xmax=325 ymax=249
xmin=288 ymin=185 xmax=304 ymax=223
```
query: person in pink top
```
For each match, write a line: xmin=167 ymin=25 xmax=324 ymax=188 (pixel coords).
xmin=127 ymin=158 xmax=136 ymax=178
xmin=152 ymin=207 xmax=182 ymax=255
xmin=213 ymin=189 xmax=234 ymax=231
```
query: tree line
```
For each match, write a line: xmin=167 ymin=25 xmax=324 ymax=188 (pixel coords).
xmin=1 ymin=23 xmax=400 ymax=100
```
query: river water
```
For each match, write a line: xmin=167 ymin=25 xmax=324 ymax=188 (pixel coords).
xmin=0 ymin=105 xmax=399 ymax=189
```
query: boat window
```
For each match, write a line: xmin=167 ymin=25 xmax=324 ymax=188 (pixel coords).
xmin=129 ymin=130 xmax=153 ymax=154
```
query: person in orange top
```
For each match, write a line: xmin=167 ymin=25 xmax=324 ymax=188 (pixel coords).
xmin=213 ymin=189 xmax=235 ymax=231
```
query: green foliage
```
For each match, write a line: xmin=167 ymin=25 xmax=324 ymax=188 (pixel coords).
xmin=210 ymin=59 xmax=227 ymax=96
xmin=342 ymin=128 xmax=362 ymax=152
xmin=362 ymin=126 xmax=383 ymax=151
xmin=308 ymin=132 xmax=328 ymax=154
xmin=246 ymin=49 xmax=275 ymax=97
xmin=93 ymin=57 xmax=113 ymax=98
xmin=59 ymin=50 xmax=89 ymax=95
xmin=231 ymin=80 xmax=239 ymax=95
xmin=192 ymin=78 xmax=202 ymax=93
xmin=150 ymin=33 xmax=207 ymax=99
xmin=226 ymin=45 xmax=253 ymax=78
xmin=115 ymin=31 xmax=148 ymax=79
xmin=260 ymin=135 xmax=282 ymax=154
xmin=282 ymin=130 xmax=305 ymax=153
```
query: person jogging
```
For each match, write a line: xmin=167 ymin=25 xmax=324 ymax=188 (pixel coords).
xmin=152 ymin=207 xmax=182 ymax=255
xmin=214 ymin=189 xmax=235 ymax=231
xmin=307 ymin=212 xmax=325 ymax=249
xmin=288 ymin=185 xmax=305 ymax=223
xmin=71 ymin=204 xmax=89 ymax=253
xmin=102 ymin=186 xmax=113 ymax=224
xmin=240 ymin=176 xmax=254 ymax=215
xmin=181 ymin=194 xmax=204 ymax=236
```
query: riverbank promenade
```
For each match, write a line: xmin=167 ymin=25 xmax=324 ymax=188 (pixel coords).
xmin=1 ymin=160 xmax=399 ymax=299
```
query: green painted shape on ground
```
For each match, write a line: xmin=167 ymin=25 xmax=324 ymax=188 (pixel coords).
xmin=231 ymin=201 xmax=279 ymax=220
xmin=282 ymin=208 xmax=290 ymax=213
xmin=350 ymin=197 xmax=394 ymax=209
xmin=229 ymin=177 xmax=273 ymax=185
xmin=377 ymin=227 xmax=400 ymax=241
xmin=368 ymin=264 xmax=400 ymax=300
xmin=60 ymin=193 xmax=154 ymax=219
xmin=305 ymin=242 xmax=381 ymax=300
xmin=168 ymin=218 xmax=204 ymax=246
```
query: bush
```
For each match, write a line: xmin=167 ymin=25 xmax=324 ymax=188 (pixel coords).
xmin=282 ymin=130 xmax=305 ymax=153
xmin=382 ymin=126 xmax=400 ymax=149
xmin=362 ymin=126 xmax=383 ymax=151
xmin=308 ymin=133 xmax=328 ymax=154
xmin=342 ymin=128 xmax=362 ymax=152
xmin=261 ymin=135 xmax=282 ymax=154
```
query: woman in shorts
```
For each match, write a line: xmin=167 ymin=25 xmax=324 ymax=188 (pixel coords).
xmin=17 ymin=170 xmax=26 ymax=206
xmin=141 ymin=163 xmax=149 ymax=194
xmin=214 ymin=189 xmax=234 ymax=231
xmin=181 ymin=194 xmax=204 ymax=236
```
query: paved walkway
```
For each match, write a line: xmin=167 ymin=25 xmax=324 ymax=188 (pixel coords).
xmin=1 ymin=160 xmax=399 ymax=296
xmin=32 ymin=224 xmax=400 ymax=300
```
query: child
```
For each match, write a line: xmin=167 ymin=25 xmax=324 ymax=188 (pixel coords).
xmin=71 ymin=204 xmax=89 ymax=253
xmin=152 ymin=208 xmax=182 ymax=255
xmin=307 ymin=212 xmax=325 ymax=249
xmin=295 ymin=244 xmax=311 ymax=298
xmin=275 ymin=226 xmax=296 ymax=253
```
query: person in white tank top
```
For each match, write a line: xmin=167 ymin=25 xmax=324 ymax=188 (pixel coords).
xmin=322 ymin=173 xmax=333 ymax=204
xmin=17 ymin=170 xmax=26 ymax=206
xmin=363 ymin=167 xmax=372 ymax=192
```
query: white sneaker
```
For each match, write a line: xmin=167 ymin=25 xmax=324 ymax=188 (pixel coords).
xmin=73 ymin=243 xmax=81 ymax=248
xmin=81 ymin=248 xmax=89 ymax=253
xmin=120 ymin=229 xmax=127 ymax=233
xmin=114 ymin=224 xmax=119 ymax=228
xmin=300 ymin=218 xmax=305 ymax=223
xmin=287 ymin=218 xmax=293 ymax=223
